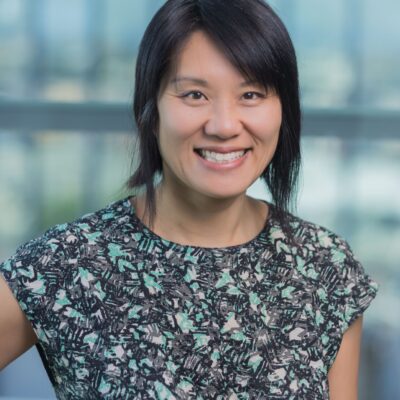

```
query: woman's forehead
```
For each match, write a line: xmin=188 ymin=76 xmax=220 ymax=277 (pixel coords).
xmin=166 ymin=31 xmax=254 ymax=85
xmin=160 ymin=29 xmax=278 ymax=96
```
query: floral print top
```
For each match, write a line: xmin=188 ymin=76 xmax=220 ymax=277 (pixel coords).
xmin=0 ymin=197 xmax=379 ymax=399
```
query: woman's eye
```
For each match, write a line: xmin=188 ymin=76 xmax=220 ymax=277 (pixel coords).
xmin=243 ymin=91 xmax=265 ymax=100
xmin=183 ymin=91 xmax=205 ymax=100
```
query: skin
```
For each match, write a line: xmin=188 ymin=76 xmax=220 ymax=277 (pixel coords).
xmin=0 ymin=275 xmax=364 ymax=399
xmin=328 ymin=315 xmax=363 ymax=399
xmin=136 ymin=31 xmax=363 ymax=397
xmin=0 ymin=275 xmax=38 ymax=369
xmin=137 ymin=30 xmax=282 ymax=248
xmin=0 ymin=30 xmax=363 ymax=399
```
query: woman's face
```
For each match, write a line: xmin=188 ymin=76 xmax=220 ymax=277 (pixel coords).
xmin=157 ymin=30 xmax=282 ymax=201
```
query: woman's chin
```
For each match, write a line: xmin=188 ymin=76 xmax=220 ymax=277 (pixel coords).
xmin=190 ymin=184 xmax=249 ymax=201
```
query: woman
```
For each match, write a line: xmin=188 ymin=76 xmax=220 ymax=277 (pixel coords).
xmin=0 ymin=0 xmax=378 ymax=398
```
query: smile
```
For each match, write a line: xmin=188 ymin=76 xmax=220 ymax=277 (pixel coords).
xmin=198 ymin=149 xmax=247 ymax=163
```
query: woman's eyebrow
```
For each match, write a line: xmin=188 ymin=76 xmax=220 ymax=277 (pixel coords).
xmin=170 ymin=76 xmax=209 ymax=87
xmin=240 ymin=79 xmax=263 ymax=88
xmin=170 ymin=76 xmax=263 ymax=88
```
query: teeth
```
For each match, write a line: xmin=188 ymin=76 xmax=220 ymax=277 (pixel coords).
xmin=199 ymin=150 xmax=246 ymax=163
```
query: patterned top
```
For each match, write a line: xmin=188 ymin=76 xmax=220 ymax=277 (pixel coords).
xmin=0 ymin=197 xmax=378 ymax=400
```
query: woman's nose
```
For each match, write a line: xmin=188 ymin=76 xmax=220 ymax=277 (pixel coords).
xmin=204 ymin=102 xmax=242 ymax=139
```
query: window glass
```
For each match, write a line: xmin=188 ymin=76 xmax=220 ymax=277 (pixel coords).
xmin=0 ymin=1 xmax=398 ymax=398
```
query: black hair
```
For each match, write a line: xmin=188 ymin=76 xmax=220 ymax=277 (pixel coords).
xmin=127 ymin=0 xmax=301 ymax=226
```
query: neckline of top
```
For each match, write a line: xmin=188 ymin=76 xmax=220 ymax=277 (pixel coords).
xmin=121 ymin=196 xmax=277 ymax=252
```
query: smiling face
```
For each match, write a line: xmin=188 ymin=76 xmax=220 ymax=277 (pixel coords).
xmin=157 ymin=30 xmax=282 ymax=202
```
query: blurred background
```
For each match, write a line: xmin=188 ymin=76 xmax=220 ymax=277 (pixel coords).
xmin=0 ymin=0 xmax=398 ymax=398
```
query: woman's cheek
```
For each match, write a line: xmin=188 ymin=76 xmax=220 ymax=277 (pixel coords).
xmin=243 ymin=104 xmax=281 ymax=138
xmin=169 ymin=111 xmax=205 ymax=140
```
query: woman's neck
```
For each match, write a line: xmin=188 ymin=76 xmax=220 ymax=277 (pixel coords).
xmin=133 ymin=184 xmax=268 ymax=248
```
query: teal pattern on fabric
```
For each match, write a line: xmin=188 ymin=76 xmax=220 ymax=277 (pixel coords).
xmin=0 ymin=198 xmax=379 ymax=399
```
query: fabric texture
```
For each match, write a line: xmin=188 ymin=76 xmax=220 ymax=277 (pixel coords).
xmin=0 ymin=197 xmax=379 ymax=399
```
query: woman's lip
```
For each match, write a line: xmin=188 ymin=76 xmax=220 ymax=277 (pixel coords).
xmin=194 ymin=147 xmax=251 ymax=154
xmin=195 ymin=149 xmax=250 ymax=170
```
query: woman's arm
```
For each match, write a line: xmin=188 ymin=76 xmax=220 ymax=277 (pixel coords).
xmin=0 ymin=275 xmax=37 ymax=369
xmin=328 ymin=315 xmax=363 ymax=400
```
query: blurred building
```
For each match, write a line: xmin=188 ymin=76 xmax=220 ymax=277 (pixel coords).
xmin=0 ymin=0 xmax=399 ymax=398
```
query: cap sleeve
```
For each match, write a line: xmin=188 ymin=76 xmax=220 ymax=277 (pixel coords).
xmin=320 ymin=237 xmax=379 ymax=370
xmin=0 ymin=224 xmax=77 ymax=346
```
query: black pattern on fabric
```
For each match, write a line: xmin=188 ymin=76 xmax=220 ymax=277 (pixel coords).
xmin=0 ymin=197 xmax=378 ymax=399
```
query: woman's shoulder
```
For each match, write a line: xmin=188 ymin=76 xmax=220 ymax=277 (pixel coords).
xmin=62 ymin=196 xmax=133 ymax=241
xmin=1 ymin=197 xmax=133 ymax=268
xmin=270 ymin=206 xmax=352 ymax=254
xmin=269 ymin=207 xmax=372 ymax=284
xmin=274 ymin=208 xmax=378 ymax=293
xmin=64 ymin=196 xmax=130 ymax=235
